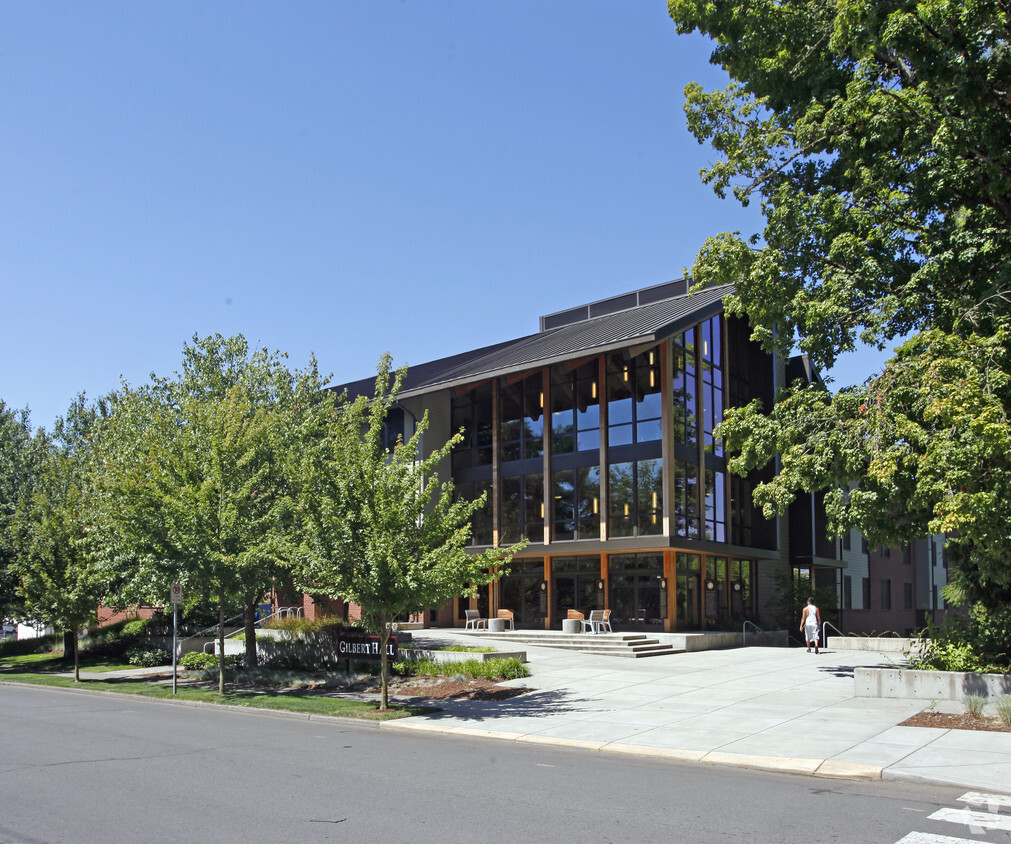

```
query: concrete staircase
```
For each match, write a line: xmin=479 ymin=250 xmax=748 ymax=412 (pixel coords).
xmin=460 ymin=630 xmax=683 ymax=658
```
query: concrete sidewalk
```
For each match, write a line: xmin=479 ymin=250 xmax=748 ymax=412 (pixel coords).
xmin=389 ymin=628 xmax=1011 ymax=795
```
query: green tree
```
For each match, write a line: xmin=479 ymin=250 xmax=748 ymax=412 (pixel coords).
xmin=0 ymin=402 xmax=35 ymax=623
xmin=667 ymin=1 xmax=1011 ymax=607
xmin=9 ymin=396 xmax=109 ymax=680
xmin=293 ymin=355 xmax=524 ymax=710
xmin=102 ymin=335 xmax=306 ymax=692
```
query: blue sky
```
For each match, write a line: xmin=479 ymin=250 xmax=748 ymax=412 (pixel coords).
xmin=2 ymin=2 xmax=887 ymax=431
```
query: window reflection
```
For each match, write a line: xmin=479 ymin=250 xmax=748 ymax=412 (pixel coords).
xmin=608 ymin=459 xmax=662 ymax=537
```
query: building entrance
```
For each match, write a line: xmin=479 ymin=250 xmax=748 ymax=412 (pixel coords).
xmin=676 ymin=552 xmax=701 ymax=630
xmin=608 ymin=553 xmax=664 ymax=630
xmin=551 ymin=555 xmax=601 ymax=623
xmin=499 ymin=558 xmax=545 ymax=629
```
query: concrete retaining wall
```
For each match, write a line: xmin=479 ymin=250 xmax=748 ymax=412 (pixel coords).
xmin=148 ymin=636 xmax=215 ymax=657
xmin=652 ymin=630 xmax=787 ymax=650
xmin=855 ymin=667 xmax=1011 ymax=701
xmin=828 ymin=636 xmax=916 ymax=654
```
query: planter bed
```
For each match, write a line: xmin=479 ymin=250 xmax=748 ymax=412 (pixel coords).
xmin=399 ymin=648 xmax=527 ymax=664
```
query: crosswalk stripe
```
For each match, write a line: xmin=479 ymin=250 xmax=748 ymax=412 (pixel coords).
xmin=928 ymin=807 xmax=1011 ymax=832
xmin=895 ymin=833 xmax=984 ymax=844
xmin=958 ymin=791 xmax=1011 ymax=810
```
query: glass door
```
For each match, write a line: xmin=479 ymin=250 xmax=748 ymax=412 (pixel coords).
xmin=608 ymin=553 xmax=664 ymax=630
xmin=499 ymin=558 xmax=545 ymax=629
xmin=551 ymin=556 xmax=601 ymax=623
xmin=676 ymin=552 xmax=701 ymax=630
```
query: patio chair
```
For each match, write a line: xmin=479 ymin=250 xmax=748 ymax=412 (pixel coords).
xmin=464 ymin=609 xmax=486 ymax=630
xmin=496 ymin=609 xmax=515 ymax=630
xmin=597 ymin=608 xmax=613 ymax=633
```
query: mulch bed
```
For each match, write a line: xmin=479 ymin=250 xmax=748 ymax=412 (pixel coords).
xmin=364 ymin=676 xmax=527 ymax=701
xmin=900 ymin=711 xmax=1011 ymax=732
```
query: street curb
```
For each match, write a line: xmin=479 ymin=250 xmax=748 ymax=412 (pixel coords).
xmin=380 ymin=717 xmax=884 ymax=781
xmin=0 ymin=680 xmax=981 ymax=792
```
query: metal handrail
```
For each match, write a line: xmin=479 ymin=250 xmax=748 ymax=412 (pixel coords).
xmin=822 ymin=619 xmax=845 ymax=643
xmin=195 ymin=606 xmax=307 ymax=655
xmin=742 ymin=619 xmax=764 ymax=645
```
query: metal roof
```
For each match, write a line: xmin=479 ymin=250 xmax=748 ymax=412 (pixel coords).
xmin=334 ymin=282 xmax=733 ymax=400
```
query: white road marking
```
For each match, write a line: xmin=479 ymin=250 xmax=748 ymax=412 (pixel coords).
xmin=928 ymin=807 xmax=1011 ymax=832
xmin=958 ymin=791 xmax=1011 ymax=810
xmin=895 ymin=833 xmax=982 ymax=844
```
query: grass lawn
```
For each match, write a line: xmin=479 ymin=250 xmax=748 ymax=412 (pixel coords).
xmin=1 ymin=651 xmax=138 ymax=674
xmin=0 ymin=658 xmax=431 ymax=720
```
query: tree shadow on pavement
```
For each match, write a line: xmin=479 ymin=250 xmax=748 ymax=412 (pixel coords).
xmin=402 ymin=688 xmax=591 ymax=722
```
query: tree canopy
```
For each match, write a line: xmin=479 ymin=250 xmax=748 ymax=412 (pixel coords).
xmin=668 ymin=1 xmax=1011 ymax=607
xmin=0 ymin=402 xmax=34 ymax=623
xmin=101 ymin=335 xmax=309 ymax=690
xmin=293 ymin=355 xmax=524 ymax=709
xmin=8 ymin=396 xmax=109 ymax=678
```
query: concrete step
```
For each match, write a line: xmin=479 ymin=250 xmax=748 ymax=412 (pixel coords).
xmin=462 ymin=630 xmax=684 ymax=658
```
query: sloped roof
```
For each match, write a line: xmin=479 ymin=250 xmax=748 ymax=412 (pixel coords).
xmin=334 ymin=282 xmax=733 ymax=400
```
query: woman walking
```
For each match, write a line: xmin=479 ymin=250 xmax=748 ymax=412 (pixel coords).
xmin=800 ymin=597 xmax=821 ymax=654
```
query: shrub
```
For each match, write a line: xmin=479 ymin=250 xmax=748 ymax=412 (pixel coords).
xmin=262 ymin=616 xmax=346 ymax=636
xmin=121 ymin=618 xmax=152 ymax=637
xmin=394 ymin=657 xmax=529 ymax=681
xmin=125 ymin=646 xmax=172 ymax=667
xmin=995 ymin=695 xmax=1011 ymax=728
xmin=910 ymin=607 xmax=1011 ymax=674
xmin=179 ymin=651 xmax=243 ymax=670
xmin=962 ymin=693 xmax=987 ymax=718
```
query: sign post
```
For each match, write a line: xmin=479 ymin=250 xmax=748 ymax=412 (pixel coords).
xmin=170 ymin=584 xmax=182 ymax=695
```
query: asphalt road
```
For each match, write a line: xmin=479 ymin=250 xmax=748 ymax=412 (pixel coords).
xmin=0 ymin=685 xmax=1004 ymax=844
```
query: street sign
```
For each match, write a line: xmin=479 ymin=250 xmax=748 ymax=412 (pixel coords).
xmin=170 ymin=584 xmax=183 ymax=605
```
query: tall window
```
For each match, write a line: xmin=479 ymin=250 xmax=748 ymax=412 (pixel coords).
xmin=550 ymin=360 xmax=600 ymax=541
xmin=551 ymin=362 xmax=599 ymax=454
xmin=700 ymin=316 xmax=724 ymax=455
xmin=500 ymin=373 xmax=543 ymax=462
xmin=672 ymin=330 xmax=698 ymax=446
xmin=673 ymin=459 xmax=699 ymax=538
xmin=552 ymin=466 xmax=600 ymax=540
xmin=500 ymin=473 xmax=544 ymax=544
xmin=451 ymin=383 xmax=493 ymax=472
xmin=608 ymin=459 xmax=663 ymax=537
xmin=606 ymin=348 xmax=661 ymax=447
xmin=454 ymin=480 xmax=493 ymax=546
xmin=704 ymin=468 xmax=726 ymax=542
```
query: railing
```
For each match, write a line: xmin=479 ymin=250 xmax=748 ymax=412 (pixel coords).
xmin=742 ymin=619 xmax=764 ymax=646
xmin=822 ymin=619 xmax=845 ymax=644
xmin=177 ymin=606 xmax=305 ymax=654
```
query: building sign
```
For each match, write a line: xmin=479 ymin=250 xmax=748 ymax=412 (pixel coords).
xmin=336 ymin=632 xmax=398 ymax=661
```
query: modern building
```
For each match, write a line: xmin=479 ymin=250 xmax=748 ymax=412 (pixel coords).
xmin=330 ymin=278 xmax=798 ymax=633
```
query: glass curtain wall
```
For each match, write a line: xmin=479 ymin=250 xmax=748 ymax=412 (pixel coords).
xmin=500 ymin=373 xmax=545 ymax=544
xmin=606 ymin=348 xmax=663 ymax=537
xmin=550 ymin=362 xmax=601 ymax=541
xmin=673 ymin=318 xmax=729 ymax=542
xmin=451 ymin=384 xmax=494 ymax=546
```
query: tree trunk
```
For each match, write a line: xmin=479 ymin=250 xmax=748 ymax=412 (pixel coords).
xmin=64 ymin=629 xmax=79 ymax=682
xmin=243 ymin=598 xmax=258 ymax=668
xmin=218 ymin=591 xmax=225 ymax=696
xmin=63 ymin=629 xmax=75 ymax=663
xmin=378 ymin=622 xmax=390 ymax=711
